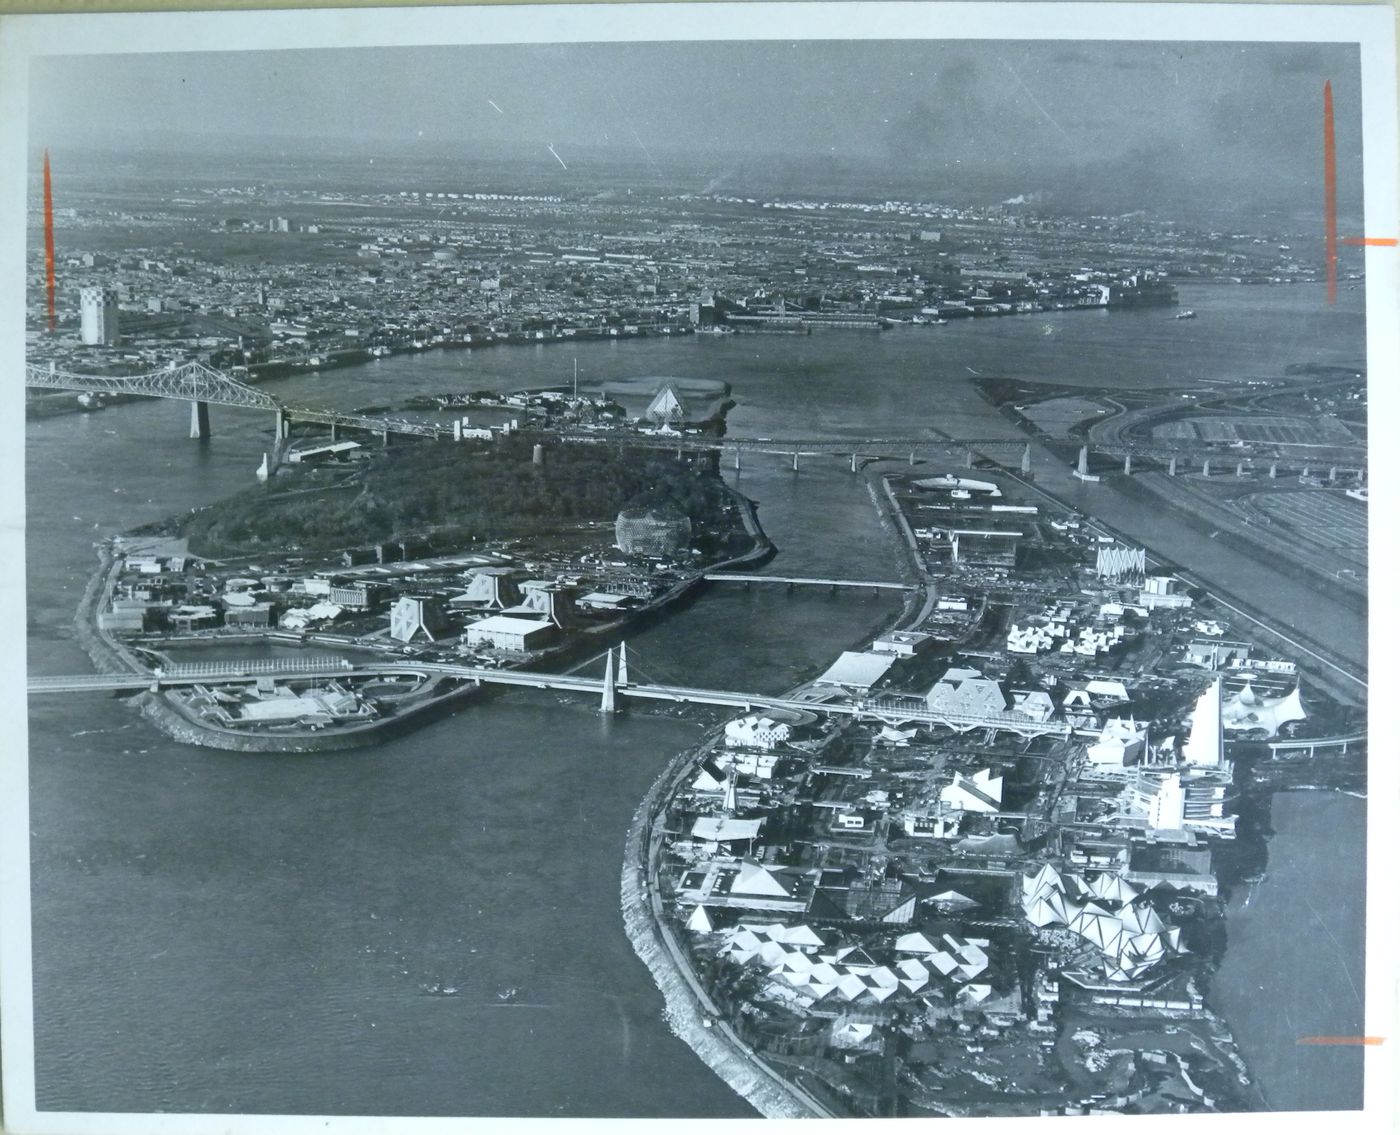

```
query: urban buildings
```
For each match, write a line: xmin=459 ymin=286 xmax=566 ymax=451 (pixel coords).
xmin=78 ymin=284 xmax=119 ymax=345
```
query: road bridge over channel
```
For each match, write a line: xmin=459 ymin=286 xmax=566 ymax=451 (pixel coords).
xmin=27 ymin=652 xmax=1069 ymax=740
xmin=28 ymin=361 xmax=1366 ymax=484
xmin=26 ymin=360 xmax=452 ymax=443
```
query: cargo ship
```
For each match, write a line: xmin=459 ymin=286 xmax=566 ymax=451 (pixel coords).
xmin=1106 ymin=275 xmax=1179 ymax=309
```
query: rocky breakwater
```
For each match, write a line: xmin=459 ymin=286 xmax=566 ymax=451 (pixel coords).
xmin=619 ymin=734 xmax=827 ymax=1118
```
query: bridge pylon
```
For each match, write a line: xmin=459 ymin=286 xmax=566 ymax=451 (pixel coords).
xmin=600 ymin=648 xmax=617 ymax=714
xmin=618 ymin=642 xmax=630 ymax=687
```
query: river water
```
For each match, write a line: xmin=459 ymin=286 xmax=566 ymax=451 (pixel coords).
xmin=27 ymin=282 xmax=1366 ymax=1114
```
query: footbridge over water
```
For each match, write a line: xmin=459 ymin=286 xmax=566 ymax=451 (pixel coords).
xmin=703 ymin=572 xmax=916 ymax=592
xmin=28 ymin=647 xmax=1068 ymax=740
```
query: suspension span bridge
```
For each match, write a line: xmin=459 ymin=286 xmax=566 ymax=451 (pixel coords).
xmin=26 ymin=646 xmax=1070 ymax=740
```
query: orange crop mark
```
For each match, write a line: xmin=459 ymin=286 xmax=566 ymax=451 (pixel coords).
xmin=1297 ymin=1036 xmax=1386 ymax=1046
xmin=1323 ymin=81 xmax=1338 ymax=304
xmin=1341 ymin=237 xmax=1398 ymax=247
xmin=42 ymin=149 xmax=56 ymax=332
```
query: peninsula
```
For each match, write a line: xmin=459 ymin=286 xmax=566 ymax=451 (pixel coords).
xmin=625 ymin=461 xmax=1362 ymax=1117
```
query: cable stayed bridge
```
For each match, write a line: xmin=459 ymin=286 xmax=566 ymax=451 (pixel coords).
xmin=26 ymin=644 xmax=1069 ymax=741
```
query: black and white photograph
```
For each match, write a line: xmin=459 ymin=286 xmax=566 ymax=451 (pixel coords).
xmin=1 ymin=2 xmax=1396 ymax=1129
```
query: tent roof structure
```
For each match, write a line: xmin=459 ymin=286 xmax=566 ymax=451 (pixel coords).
xmin=732 ymin=860 xmax=792 ymax=898
xmin=1223 ymin=682 xmax=1307 ymax=737
xmin=692 ymin=816 xmax=765 ymax=843
xmin=686 ymin=905 xmax=715 ymax=933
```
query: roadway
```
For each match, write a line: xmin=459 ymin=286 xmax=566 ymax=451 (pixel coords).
xmin=27 ymin=661 xmax=1069 ymax=738
xmin=703 ymin=572 xmax=915 ymax=591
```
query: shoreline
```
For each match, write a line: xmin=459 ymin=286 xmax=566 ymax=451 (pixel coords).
xmin=619 ymin=454 xmax=1357 ymax=1117
xmin=618 ymin=734 xmax=827 ymax=1118
xmin=619 ymin=464 xmax=927 ymax=1119
xmin=64 ymin=476 xmax=776 ymax=754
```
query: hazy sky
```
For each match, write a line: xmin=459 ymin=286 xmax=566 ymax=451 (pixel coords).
xmin=30 ymin=40 xmax=1364 ymax=218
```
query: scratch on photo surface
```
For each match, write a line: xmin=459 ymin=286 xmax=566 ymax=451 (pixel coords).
xmin=547 ymin=144 xmax=568 ymax=170
xmin=609 ymin=91 xmax=661 ymax=178
xmin=1000 ymin=60 xmax=1073 ymax=146
xmin=1302 ymin=892 xmax=1362 ymax=1013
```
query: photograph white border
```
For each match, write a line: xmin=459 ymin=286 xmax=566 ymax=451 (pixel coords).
xmin=1 ymin=4 xmax=1395 ymax=1133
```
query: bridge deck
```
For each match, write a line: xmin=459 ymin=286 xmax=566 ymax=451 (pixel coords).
xmin=703 ymin=573 xmax=915 ymax=590
xmin=27 ymin=663 xmax=1067 ymax=737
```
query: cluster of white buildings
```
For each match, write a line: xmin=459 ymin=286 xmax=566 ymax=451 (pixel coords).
xmin=696 ymin=916 xmax=1002 ymax=1014
xmin=1007 ymin=600 xmax=1132 ymax=657
xmin=1021 ymin=865 xmax=1186 ymax=983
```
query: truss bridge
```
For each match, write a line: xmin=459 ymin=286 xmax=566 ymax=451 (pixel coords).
xmin=26 ymin=360 xmax=452 ymax=442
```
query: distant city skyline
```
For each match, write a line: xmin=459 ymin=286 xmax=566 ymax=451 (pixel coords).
xmin=30 ymin=39 xmax=1363 ymax=222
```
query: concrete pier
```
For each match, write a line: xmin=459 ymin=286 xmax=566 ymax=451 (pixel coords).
xmin=189 ymin=400 xmax=211 ymax=440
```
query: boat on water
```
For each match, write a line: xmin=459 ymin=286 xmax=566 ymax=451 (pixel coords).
xmin=496 ymin=987 xmax=520 ymax=1002
xmin=1175 ymin=310 xmax=1197 ymax=320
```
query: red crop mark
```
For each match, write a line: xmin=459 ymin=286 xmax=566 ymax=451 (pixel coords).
xmin=1323 ymin=81 xmax=1338 ymax=304
xmin=43 ymin=149 xmax=56 ymax=332
xmin=1341 ymin=237 xmax=1398 ymax=247
xmin=1297 ymin=1036 xmax=1386 ymax=1046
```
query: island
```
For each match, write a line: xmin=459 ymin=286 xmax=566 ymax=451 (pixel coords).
xmin=73 ymin=402 xmax=771 ymax=752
